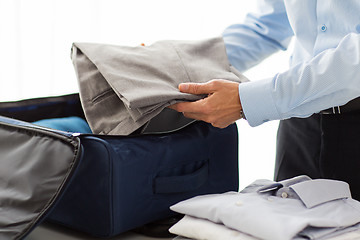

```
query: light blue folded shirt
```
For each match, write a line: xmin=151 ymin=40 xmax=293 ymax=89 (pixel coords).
xmin=171 ymin=176 xmax=360 ymax=240
xmin=223 ymin=0 xmax=360 ymax=126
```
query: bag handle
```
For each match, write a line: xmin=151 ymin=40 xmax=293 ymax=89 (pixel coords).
xmin=153 ymin=162 xmax=209 ymax=194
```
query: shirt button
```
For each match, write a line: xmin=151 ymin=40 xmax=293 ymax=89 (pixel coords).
xmin=235 ymin=201 xmax=243 ymax=206
xmin=281 ymin=192 xmax=288 ymax=198
xmin=320 ymin=24 xmax=327 ymax=32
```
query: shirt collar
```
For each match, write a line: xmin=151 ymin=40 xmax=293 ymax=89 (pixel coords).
xmin=243 ymin=176 xmax=352 ymax=208
xmin=289 ymin=179 xmax=351 ymax=208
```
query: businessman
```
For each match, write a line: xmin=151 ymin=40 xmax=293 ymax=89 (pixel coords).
xmin=170 ymin=0 xmax=360 ymax=200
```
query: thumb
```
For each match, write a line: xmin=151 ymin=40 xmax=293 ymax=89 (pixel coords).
xmin=179 ymin=82 xmax=215 ymax=95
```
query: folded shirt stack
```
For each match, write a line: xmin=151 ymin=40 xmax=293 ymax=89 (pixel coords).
xmin=71 ymin=37 xmax=248 ymax=135
xmin=170 ymin=176 xmax=360 ymax=240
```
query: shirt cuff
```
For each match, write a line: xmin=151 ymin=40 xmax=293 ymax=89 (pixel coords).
xmin=239 ymin=77 xmax=280 ymax=127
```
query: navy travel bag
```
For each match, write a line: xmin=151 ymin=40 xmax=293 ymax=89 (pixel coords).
xmin=0 ymin=94 xmax=239 ymax=238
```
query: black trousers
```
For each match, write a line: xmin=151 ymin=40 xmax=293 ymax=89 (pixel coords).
xmin=275 ymin=113 xmax=360 ymax=200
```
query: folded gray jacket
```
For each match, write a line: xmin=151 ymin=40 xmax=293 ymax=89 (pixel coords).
xmin=72 ymin=37 xmax=248 ymax=135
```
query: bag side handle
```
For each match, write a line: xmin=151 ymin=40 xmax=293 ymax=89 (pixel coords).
xmin=153 ymin=161 xmax=209 ymax=194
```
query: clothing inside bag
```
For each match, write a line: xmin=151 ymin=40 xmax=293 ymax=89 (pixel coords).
xmin=32 ymin=116 xmax=92 ymax=134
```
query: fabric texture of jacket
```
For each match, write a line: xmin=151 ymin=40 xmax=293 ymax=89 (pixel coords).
xmin=72 ymin=37 xmax=248 ymax=135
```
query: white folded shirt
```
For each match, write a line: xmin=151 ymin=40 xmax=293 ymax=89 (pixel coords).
xmin=170 ymin=215 xmax=259 ymax=240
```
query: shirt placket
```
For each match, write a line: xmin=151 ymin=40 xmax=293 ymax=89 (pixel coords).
xmin=313 ymin=0 xmax=332 ymax=56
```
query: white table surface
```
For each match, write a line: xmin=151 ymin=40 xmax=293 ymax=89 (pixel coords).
xmin=26 ymin=223 xmax=174 ymax=240
xmin=26 ymin=222 xmax=360 ymax=240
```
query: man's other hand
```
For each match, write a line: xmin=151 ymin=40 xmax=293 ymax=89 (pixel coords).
xmin=169 ymin=79 xmax=243 ymax=128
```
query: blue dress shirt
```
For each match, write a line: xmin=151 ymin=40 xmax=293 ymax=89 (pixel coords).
xmin=223 ymin=0 xmax=360 ymax=126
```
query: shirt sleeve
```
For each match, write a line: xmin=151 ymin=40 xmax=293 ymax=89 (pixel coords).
xmin=222 ymin=0 xmax=294 ymax=72
xmin=241 ymin=33 xmax=360 ymax=126
xmin=223 ymin=0 xmax=360 ymax=127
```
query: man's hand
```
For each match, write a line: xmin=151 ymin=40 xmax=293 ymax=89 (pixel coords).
xmin=169 ymin=79 xmax=243 ymax=128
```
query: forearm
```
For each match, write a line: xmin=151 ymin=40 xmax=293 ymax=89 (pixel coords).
xmin=241 ymin=33 xmax=360 ymax=127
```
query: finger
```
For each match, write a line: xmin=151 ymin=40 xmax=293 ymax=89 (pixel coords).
xmin=167 ymin=102 xmax=202 ymax=113
xmin=167 ymin=104 xmax=178 ymax=111
xmin=168 ymin=103 xmax=207 ymax=121
xmin=211 ymin=121 xmax=231 ymax=129
xmin=169 ymin=99 xmax=206 ymax=113
xmin=179 ymin=81 xmax=217 ymax=95
xmin=182 ymin=112 xmax=207 ymax=121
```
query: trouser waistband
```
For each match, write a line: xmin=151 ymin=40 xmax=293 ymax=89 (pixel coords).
xmin=320 ymin=96 xmax=360 ymax=114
